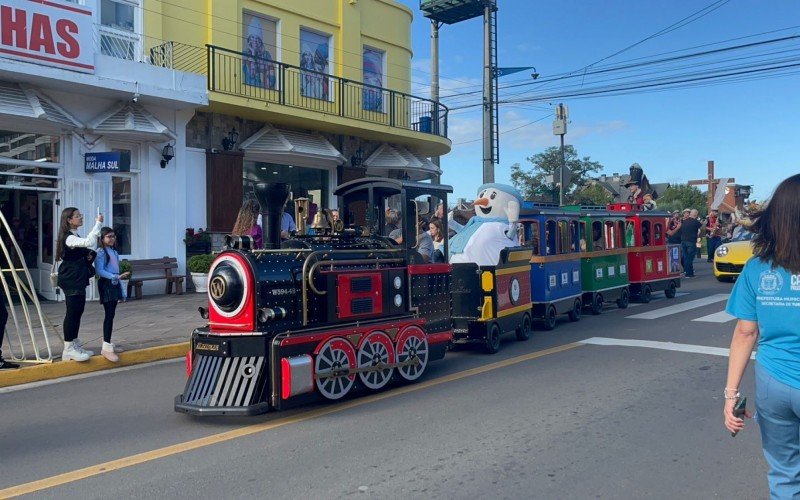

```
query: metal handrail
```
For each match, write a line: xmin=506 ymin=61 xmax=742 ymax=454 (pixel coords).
xmin=207 ymin=44 xmax=449 ymax=138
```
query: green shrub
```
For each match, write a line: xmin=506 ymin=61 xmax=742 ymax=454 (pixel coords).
xmin=187 ymin=254 xmax=214 ymax=273
xmin=119 ymin=259 xmax=132 ymax=276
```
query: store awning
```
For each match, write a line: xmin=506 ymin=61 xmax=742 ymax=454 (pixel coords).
xmin=240 ymin=125 xmax=345 ymax=168
xmin=87 ymin=102 xmax=175 ymax=141
xmin=364 ymin=143 xmax=441 ymax=181
xmin=0 ymin=81 xmax=82 ymax=131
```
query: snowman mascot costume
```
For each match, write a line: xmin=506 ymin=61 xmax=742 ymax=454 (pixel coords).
xmin=449 ymin=183 xmax=522 ymax=266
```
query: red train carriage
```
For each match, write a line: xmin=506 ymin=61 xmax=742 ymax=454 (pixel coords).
xmin=175 ymin=179 xmax=453 ymax=415
xmin=608 ymin=203 xmax=681 ymax=302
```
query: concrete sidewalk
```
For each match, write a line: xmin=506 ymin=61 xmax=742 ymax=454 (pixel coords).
xmin=0 ymin=292 xmax=208 ymax=388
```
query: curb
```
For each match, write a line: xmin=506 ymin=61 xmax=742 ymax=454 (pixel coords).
xmin=0 ymin=342 xmax=190 ymax=388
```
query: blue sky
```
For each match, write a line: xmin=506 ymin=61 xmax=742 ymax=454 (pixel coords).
xmin=397 ymin=0 xmax=800 ymax=203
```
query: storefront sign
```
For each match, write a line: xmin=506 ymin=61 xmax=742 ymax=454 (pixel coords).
xmin=84 ymin=152 xmax=130 ymax=173
xmin=0 ymin=0 xmax=94 ymax=73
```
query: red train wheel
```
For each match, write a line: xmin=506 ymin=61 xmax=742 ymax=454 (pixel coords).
xmin=357 ymin=331 xmax=395 ymax=390
xmin=396 ymin=326 xmax=429 ymax=381
xmin=314 ymin=337 xmax=356 ymax=400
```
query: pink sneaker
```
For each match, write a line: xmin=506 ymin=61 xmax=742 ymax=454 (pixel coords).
xmin=101 ymin=342 xmax=120 ymax=362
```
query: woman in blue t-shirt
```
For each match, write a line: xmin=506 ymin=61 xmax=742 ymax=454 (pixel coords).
xmin=724 ymin=174 xmax=800 ymax=498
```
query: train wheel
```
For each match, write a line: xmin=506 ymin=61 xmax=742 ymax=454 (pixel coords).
xmin=590 ymin=294 xmax=604 ymax=315
xmin=616 ymin=288 xmax=630 ymax=309
xmin=568 ymin=299 xmax=582 ymax=322
xmin=516 ymin=313 xmax=532 ymax=341
xmin=665 ymin=281 xmax=677 ymax=299
xmin=314 ymin=337 xmax=356 ymax=400
xmin=357 ymin=331 xmax=395 ymax=390
xmin=484 ymin=323 xmax=501 ymax=354
xmin=543 ymin=305 xmax=557 ymax=331
xmin=640 ymin=285 xmax=652 ymax=303
xmin=396 ymin=326 xmax=429 ymax=381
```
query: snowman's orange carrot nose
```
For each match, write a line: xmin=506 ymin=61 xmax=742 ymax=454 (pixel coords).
xmin=473 ymin=198 xmax=489 ymax=207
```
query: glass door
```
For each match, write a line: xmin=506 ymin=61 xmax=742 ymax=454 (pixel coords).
xmin=38 ymin=193 xmax=57 ymax=301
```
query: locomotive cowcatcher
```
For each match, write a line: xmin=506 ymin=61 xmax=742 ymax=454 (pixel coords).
xmin=175 ymin=179 xmax=454 ymax=415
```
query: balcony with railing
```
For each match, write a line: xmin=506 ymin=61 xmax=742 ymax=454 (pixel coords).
xmin=207 ymin=45 xmax=448 ymax=140
xmin=93 ymin=24 xmax=206 ymax=74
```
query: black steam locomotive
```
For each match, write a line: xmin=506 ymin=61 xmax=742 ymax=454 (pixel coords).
xmin=175 ymin=179 xmax=459 ymax=415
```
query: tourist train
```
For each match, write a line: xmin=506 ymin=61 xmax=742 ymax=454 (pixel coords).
xmin=174 ymin=178 xmax=681 ymax=416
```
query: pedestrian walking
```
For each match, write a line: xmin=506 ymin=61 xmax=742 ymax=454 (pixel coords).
xmin=232 ymin=199 xmax=262 ymax=249
xmin=679 ymin=209 xmax=702 ymax=277
xmin=94 ymin=227 xmax=129 ymax=362
xmin=0 ymin=290 xmax=19 ymax=369
xmin=724 ymin=173 xmax=800 ymax=499
xmin=56 ymin=207 xmax=102 ymax=362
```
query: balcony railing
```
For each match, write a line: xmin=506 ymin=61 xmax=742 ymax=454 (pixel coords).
xmin=207 ymin=45 xmax=448 ymax=138
xmin=92 ymin=24 xmax=206 ymax=75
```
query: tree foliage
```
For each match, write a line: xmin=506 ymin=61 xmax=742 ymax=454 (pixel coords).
xmin=657 ymin=184 xmax=708 ymax=216
xmin=510 ymin=145 xmax=604 ymax=203
xmin=574 ymin=184 xmax=614 ymax=206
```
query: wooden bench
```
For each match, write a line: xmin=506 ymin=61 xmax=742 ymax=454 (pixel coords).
xmin=126 ymin=257 xmax=186 ymax=299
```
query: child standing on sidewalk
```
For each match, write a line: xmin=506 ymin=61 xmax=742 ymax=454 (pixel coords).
xmin=94 ymin=227 xmax=129 ymax=362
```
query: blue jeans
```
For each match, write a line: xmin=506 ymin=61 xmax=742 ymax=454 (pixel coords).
xmin=756 ymin=363 xmax=800 ymax=499
xmin=707 ymin=236 xmax=721 ymax=260
xmin=681 ymin=242 xmax=696 ymax=276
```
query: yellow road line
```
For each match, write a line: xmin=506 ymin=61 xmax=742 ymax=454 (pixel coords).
xmin=0 ymin=342 xmax=582 ymax=499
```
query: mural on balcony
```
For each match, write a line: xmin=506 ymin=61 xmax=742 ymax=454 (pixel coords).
xmin=300 ymin=29 xmax=330 ymax=100
xmin=362 ymin=48 xmax=384 ymax=112
xmin=242 ymin=12 xmax=277 ymax=89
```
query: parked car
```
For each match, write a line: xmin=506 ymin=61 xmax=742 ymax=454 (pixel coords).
xmin=714 ymin=230 xmax=754 ymax=282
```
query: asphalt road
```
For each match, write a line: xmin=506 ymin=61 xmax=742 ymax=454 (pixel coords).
xmin=0 ymin=261 xmax=768 ymax=499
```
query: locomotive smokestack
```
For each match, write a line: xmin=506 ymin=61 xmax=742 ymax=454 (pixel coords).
xmin=254 ymin=182 xmax=290 ymax=249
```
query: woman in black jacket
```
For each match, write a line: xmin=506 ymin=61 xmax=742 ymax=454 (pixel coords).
xmin=56 ymin=207 xmax=102 ymax=362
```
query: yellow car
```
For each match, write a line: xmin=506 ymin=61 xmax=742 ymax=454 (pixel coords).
xmin=713 ymin=231 xmax=754 ymax=282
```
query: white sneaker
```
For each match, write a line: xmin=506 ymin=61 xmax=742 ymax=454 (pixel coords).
xmin=73 ymin=341 xmax=94 ymax=357
xmin=62 ymin=343 xmax=90 ymax=362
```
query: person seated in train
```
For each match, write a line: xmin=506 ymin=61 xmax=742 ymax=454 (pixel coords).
xmin=385 ymin=209 xmax=400 ymax=236
xmin=390 ymin=216 xmax=434 ymax=263
xmin=592 ymin=225 xmax=605 ymax=250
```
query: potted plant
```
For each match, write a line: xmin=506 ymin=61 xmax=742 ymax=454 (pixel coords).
xmin=187 ymin=254 xmax=214 ymax=293
xmin=119 ymin=259 xmax=132 ymax=298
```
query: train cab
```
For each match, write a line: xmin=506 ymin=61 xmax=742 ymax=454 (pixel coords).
xmin=518 ymin=203 xmax=583 ymax=329
xmin=608 ymin=203 xmax=681 ymax=302
xmin=564 ymin=206 xmax=631 ymax=314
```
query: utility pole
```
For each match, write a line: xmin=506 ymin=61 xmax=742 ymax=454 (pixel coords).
xmin=482 ymin=0 xmax=498 ymax=184
xmin=553 ymin=103 xmax=569 ymax=206
xmin=431 ymin=20 xmax=441 ymax=184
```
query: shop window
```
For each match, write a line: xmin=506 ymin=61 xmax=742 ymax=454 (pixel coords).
xmin=242 ymin=12 xmax=279 ymax=90
xmin=112 ymin=176 xmax=132 ymax=255
xmin=243 ymin=162 xmax=330 ymax=224
xmin=299 ymin=28 xmax=331 ymax=100
xmin=545 ymin=220 xmax=556 ymax=255
xmin=99 ymin=0 xmax=140 ymax=60
xmin=363 ymin=47 xmax=385 ymax=112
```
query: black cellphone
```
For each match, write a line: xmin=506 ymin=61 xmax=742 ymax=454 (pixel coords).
xmin=731 ymin=397 xmax=747 ymax=437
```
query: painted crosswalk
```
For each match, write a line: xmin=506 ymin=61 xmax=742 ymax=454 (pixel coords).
xmin=580 ymin=337 xmax=755 ymax=359
xmin=692 ymin=310 xmax=736 ymax=323
xmin=625 ymin=293 xmax=730 ymax=320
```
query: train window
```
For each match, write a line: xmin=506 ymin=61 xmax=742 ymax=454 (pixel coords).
xmin=642 ymin=220 xmax=651 ymax=246
xmin=558 ymin=220 xmax=569 ymax=254
xmin=570 ymin=220 xmax=580 ymax=252
xmin=619 ymin=221 xmax=628 ymax=248
xmin=579 ymin=222 xmax=588 ymax=252
xmin=654 ymin=223 xmax=664 ymax=244
xmin=605 ymin=221 xmax=615 ymax=249
xmin=545 ymin=220 xmax=557 ymax=255
xmin=591 ymin=221 xmax=604 ymax=251
xmin=521 ymin=221 xmax=540 ymax=255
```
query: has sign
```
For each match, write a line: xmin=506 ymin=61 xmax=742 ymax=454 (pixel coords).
xmin=85 ymin=151 xmax=131 ymax=173
xmin=0 ymin=0 xmax=94 ymax=73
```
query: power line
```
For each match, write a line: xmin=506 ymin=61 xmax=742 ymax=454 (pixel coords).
xmin=453 ymin=113 xmax=551 ymax=145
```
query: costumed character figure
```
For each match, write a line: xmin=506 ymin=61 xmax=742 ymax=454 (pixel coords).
xmin=449 ymin=183 xmax=522 ymax=266
xmin=625 ymin=163 xmax=645 ymax=205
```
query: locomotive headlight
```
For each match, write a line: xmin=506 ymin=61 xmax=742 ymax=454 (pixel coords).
xmin=209 ymin=262 xmax=244 ymax=312
xmin=393 ymin=276 xmax=402 ymax=289
xmin=716 ymin=246 xmax=729 ymax=257
xmin=394 ymin=294 xmax=403 ymax=307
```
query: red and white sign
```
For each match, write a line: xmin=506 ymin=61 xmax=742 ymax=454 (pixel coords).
xmin=0 ymin=0 xmax=94 ymax=73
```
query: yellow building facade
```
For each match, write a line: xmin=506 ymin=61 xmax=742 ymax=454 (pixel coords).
xmin=146 ymin=0 xmax=449 ymax=231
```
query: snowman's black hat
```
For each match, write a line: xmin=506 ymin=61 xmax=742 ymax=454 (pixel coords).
xmin=624 ymin=163 xmax=644 ymax=187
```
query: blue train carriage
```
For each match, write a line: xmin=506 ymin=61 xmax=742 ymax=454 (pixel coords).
xmin=518 ymin=203 xmax=583 ymax=330
xmin=450 ymin=247 xmax=534 ymax=353
xmin=608 ymin=203 xmax=681 ymax=302
xmin=563 ymin=206 xmax=631 ymax=314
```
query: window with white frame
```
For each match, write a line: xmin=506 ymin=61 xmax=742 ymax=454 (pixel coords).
xmin=98 ymin=0 xmax=141 ymax=61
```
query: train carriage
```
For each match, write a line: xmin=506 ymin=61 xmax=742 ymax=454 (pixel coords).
xmin=564 ymin=207 xmax=631 ymax=314
xmin=518 ymin=203 xmax=583 ymax=329
xmin=175 ymin=179 xmax=454 ymax=415
xmin=607 ymin=203 xmax=681 ymax=302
